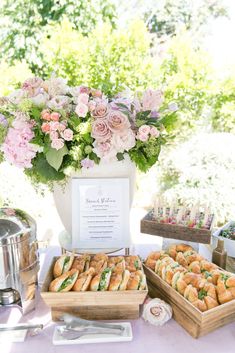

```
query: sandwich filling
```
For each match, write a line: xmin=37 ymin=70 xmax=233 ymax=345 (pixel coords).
xmin=58 ymin=273 xmax=77 ymax=292
xmin=99 ymin=268 xmax=112 ymax=291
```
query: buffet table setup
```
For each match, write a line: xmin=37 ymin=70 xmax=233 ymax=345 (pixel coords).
xmin=0 ymin=244 xmax=235 ymax=353
xmin=0 ymin=76 xmax=235 ymax=352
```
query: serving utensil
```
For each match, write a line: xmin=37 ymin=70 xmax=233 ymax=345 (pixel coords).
xmin=0 ymin=323 xmax=43 ymax=336
xmin=57 ymin=326 xmax=124 ymax=340
xmin=61 ymin=314 xmax=125 ymax=332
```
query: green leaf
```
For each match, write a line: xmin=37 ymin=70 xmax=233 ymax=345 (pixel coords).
xmin=89 ymin=151 xmax=100 ymax=164
xmin=34 ymin=154 xmax=65 ymax=181
xmin=115 ymin=103 xmax=129 ymax=110
xmin=46 ymin=145 xmax=68 ymax=171
xmin=116 ymin=152 xmax=124 ymax=161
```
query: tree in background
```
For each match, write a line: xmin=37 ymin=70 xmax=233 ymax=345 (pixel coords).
xmin=41 ymin=19 xmax=157 ymax=95
xmin=0 ymin=0 xmax=116 ymax=74
xmin=117 ymin=0 xmax=228 ymax=38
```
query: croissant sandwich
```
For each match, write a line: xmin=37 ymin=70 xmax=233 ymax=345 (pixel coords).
xmin=53 ymin=253 xmax=75 ymax=278
xmin=49 ymin=269 xmax=78 ymax=292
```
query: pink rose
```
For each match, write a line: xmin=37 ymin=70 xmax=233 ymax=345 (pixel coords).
xmin=107 ymin=110 xmax=130 ymax=133
xmin=75 ymin=103 xmax=89 ymax=117
xmin=41 ymin=109 xmax=51 ymax=121
xmin=79 ymin=86 xmax=90 ymax=94
xmin=77 ymin=93 xmax=89 ymax=105
xmin=92 ymin=100 xmax=109 ymax=118
xmin=91 ymin=119 xmax=112 ymax=141
xmin=139 ymin=124 xmax=151 ymax=135
xmin=50 ymin=112 xmax=60 ymax=121
xmin=49 ymin=131 xmax=59 ymax=140
xmin=150 ymin=126 xmax=160 ymax=137
xmin=142 ymin=89 xmax=163 ymax=111
xmin=41 ymin=122 xmax=50 ymax=133
xmin=91 ymin=89 xmax=102 ymax=98
xmin=50 ymin=121 xmax=61 ymax=131
xmin=137 ymin=133 xmax=149 ymax=142
xmin=22 ymin=77 xmax=43 ymax=97
xmin=88 ymin=101 xmax=96 ymax=112
xmin=62 ymin=128 xmax=73 ymax=141
xmin=58 ymin=123 xmax=66 ymax=132
xmin=93 ymin=140 xmax=117 ymax=161
xmin=51 ymin=138 xmax=64 ymax=150
xmin=81 ymin=158 xmax=95 ymax=169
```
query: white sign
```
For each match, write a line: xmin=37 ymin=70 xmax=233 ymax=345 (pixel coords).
xmin=72 ymin=178 xmax=130 ymax=249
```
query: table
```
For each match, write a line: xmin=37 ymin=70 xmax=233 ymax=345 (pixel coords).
xmin=0 ymin=245 xmax=235 ymax=353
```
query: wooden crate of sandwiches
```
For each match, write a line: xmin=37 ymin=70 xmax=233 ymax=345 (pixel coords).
xmin=41 ymin=253 xmax=148 ymax=321
xmin=144 ymin=243 xmax=235 ymax=338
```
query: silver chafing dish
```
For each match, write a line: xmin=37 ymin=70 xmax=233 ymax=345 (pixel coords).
xmin=0 ymin=208 xmax=39 ymax=314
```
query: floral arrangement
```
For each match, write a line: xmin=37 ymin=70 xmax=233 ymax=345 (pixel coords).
xmin=0 ymin=76 xmax=177 ymax=185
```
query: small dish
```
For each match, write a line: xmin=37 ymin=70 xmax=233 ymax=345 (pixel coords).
xmin=53 ymin=322 xmax=133 ymax=345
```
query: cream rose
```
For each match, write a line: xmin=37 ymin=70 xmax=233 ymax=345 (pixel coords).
xmin=91 ymin=119 xmax=112 ymax=141
xmin=142 ymin=298 xmax=172 ymax=326
xmin=111 ymin=130 xmax=136 ymax=153
xmin=107 ymin=110 xmax=130 ymax=133
xmin=92 ymin=100 xmax=109 ymax=118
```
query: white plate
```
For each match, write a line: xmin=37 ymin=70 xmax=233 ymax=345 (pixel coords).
xmin=53 ymin=322 xmax=132 ymax=345
xmin=0 ymin=329 xmax=27 ymax=343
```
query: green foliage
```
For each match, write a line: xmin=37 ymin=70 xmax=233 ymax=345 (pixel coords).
xmin=25 ymin=153 xmax=65 ymax=183
xmin=155 ymin=31 xmax=214 ymax=140
xmin=0 ymin=0 xmax=116 ymax=74
xmin=210 ymin=73 xmax=235 ymax=133
xmin=46 ymin=145 xmax=68 ymax=171
xmin=41 ymin=19 xmax=157 ymax=95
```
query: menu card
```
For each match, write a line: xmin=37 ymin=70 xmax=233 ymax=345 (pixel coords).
xmin=72 ymin=178 xmax=130 ymax=249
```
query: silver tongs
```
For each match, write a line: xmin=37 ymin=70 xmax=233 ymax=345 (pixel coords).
xmin=0 ymin=323 xmax=43 ymax=336
xmin=58 ymin=314 xmax=125 ymax=340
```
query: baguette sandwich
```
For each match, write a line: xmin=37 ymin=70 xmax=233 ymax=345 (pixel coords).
xmin=49 ymin=269 xmax=78 ymax=292
xmin=72 ymin=267 xmax=95 ymax=291
xmin=72 ymin=254 xmax=91 ymax=273
xmin=89 ymin=253 xmax=108 ymax=275
xmin=53 ymin=254 xmax=75 ymax=278
xmin=108 ymin=269 xmax=130 ymax=291
xmin=126 ymin=270 xmax=146 ymax=290
xmin=90 ymin=267 xmax=112 ymax=291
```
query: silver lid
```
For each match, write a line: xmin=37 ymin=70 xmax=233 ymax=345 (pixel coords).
xmin=0 ymin=208 xmax=36 ymax=245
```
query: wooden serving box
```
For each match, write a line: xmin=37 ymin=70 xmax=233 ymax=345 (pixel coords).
xmin=141 ymin=210 xmax=213 ymax=244
xmin=41 ymin=257 xmax=148 ymax=321
xmin=143 ymin=264 xmax=235 ymax=338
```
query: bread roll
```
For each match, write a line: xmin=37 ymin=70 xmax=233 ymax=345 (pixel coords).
xmin=119 ymin=270 xmax=131 ymax=291
xmin=49 ymin=269 xmax=78 ymax=292
xmin=72 ymin=267 xmax=95 ymax=291
xmin=72 ymin=254 xmax=90 ymax=273
xmin=53 ymin=254 xmax=75 ymax=278
xmin=108 ymin=272 xmax=123 ymax=291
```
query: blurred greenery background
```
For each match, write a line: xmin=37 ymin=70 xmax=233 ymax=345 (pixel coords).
xmin=0 ymin=0 xmax=235 ymax=239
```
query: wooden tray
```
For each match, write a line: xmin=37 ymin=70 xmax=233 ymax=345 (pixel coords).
xmin=41 ymin=257 xmax=148 ymax=321
xmin=141 ymin=210 xmax=212 ymax=244
xmin=143 ymin=264 xmax=235 ymax=338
